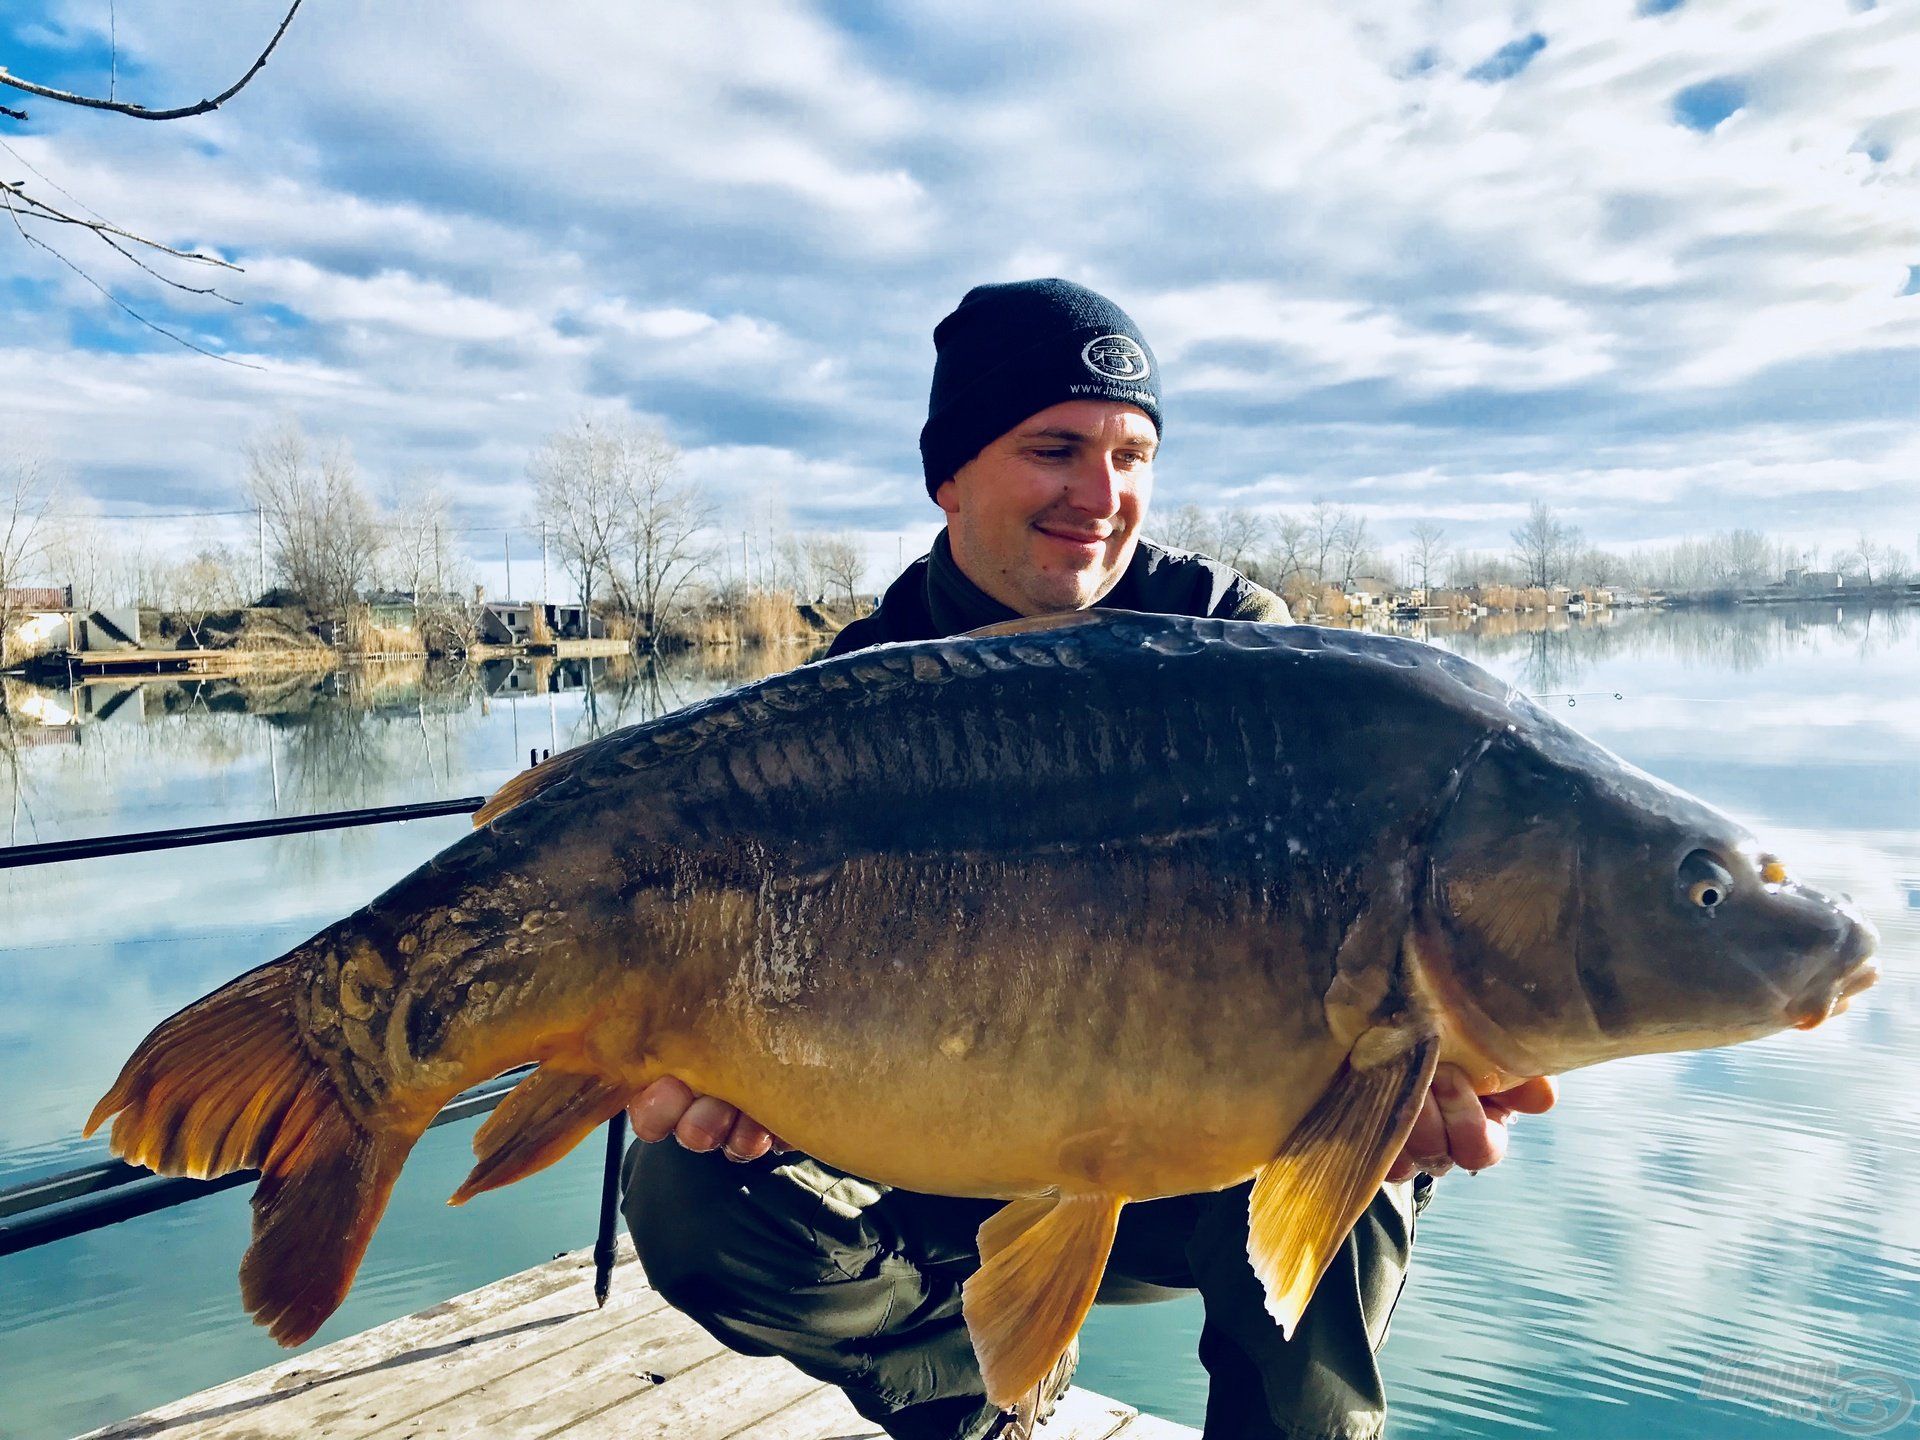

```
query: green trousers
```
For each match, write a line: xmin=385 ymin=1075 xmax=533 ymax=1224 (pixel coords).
xmin=622 ymin=1141 xmax=1425 ymax=1440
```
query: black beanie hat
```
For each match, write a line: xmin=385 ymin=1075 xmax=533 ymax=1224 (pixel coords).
xmin=919 ymin=278 xmax=1162 ymax=497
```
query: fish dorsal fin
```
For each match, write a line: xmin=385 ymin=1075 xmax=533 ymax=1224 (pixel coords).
xmin=963 ymin=610 xmax=1116 ymax=639
xmin=1247 ymin=1030 xmax=1439 ymax=1336
xmin=963 ymin=1190 xmax=1125 ymax=1408
xmin=474 ymin=746 xmax=592 ymax=827
xmin=448 ymin=1063 xmax=630 ymax=1204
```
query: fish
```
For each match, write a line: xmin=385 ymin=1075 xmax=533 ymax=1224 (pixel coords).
xmin=85 ymin=611 xmax=1878 ymax=1406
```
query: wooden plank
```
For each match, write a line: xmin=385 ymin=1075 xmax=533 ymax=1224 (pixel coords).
xmin=375 ymin=1301 xmax=727 ymax=1440
xmin=82 ymin=1244 xmax=636 ymax=1438
xmin=185 ymin=1260 xmax=668 ymax=1439
xmin=1033 ymin=1387 xmax=1139 ymax=1440
xmin=550 ymin=1349 xmax=828 ymax=1439
xmin=86 ymin=1240 xmax=1199 ymax=1440
xmin=1113 ymin=1414 xmax=1202 ymax=1438
xmin=715 ymin=1382 xmax=882 ymax=1440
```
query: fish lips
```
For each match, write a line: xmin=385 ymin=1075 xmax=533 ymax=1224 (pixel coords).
xmin=1785 ymin=901 xmax=1879 ymax=1031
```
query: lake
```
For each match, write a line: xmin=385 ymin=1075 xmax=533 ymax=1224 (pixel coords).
xmin=1 ymin=606 xmax=1914 ymax=1439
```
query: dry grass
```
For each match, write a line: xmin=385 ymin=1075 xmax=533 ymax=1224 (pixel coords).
xmin=675 ymin=591 xmax=818 ymax=648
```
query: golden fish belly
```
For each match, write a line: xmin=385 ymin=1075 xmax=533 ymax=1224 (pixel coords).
xmin=617 ymin=843 xmax=1348 ymax=1201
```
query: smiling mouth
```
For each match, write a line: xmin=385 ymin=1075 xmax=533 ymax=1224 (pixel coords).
xmin=1033 ymin=523 xmax=1110 ymax=548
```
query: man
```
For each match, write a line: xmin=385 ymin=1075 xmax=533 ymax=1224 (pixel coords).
xmin=622 ymin=280 xmax=1555 ymax=1440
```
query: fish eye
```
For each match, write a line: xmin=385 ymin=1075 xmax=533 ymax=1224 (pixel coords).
xmin=1678 ymin=850 xmax=1734 ymax=911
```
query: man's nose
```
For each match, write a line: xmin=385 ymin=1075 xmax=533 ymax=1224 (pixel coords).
xmin=1061 ymin=453 xmax=1123 ymax=515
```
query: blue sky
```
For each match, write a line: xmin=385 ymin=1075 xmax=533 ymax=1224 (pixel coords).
xmin=2 ymin=0 xmax=1917 ymax=592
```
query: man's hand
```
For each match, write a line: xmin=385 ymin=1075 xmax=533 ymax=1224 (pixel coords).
xmin=628 ymin=1077 xmax=788 ymax=1163
xmin=1383 ymin=1065 xmax=1557 ymax=1182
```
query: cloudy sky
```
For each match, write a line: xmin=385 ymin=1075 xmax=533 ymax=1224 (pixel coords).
xmin=3 ymin=0 xmax=1917 ymax=592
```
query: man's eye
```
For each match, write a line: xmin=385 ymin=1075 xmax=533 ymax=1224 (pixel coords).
xmin=1030 ymin=448 xmax=1072 ymax=461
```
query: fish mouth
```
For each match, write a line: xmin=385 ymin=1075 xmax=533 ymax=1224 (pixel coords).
xmin=1787 ymin=914 xmax=1880 ymax=1031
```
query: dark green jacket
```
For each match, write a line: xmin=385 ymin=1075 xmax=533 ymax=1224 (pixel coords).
xmin=828 ymin=531 xmax=1290 ymax=658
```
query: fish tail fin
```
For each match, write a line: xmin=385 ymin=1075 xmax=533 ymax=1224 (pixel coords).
xmin=449 ymin=1062 xmax=631 ymax=1205
xmin=84 ymin=955 xmax=419 ymax=1347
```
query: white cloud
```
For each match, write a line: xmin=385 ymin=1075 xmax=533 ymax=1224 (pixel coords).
xmin=1 ymin=0 xmax=1916 ymax=566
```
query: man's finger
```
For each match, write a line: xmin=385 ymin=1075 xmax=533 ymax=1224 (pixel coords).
xmin=1387 ymin=1088 xmax=1448 ymax=1182
xmin=724 ymin=1114 xmax=776 ymax=1163
xmin=1489 ymin=1074 xmax=1558 ymax=1115
xmin=628 ymin=1076 xmax=696 ymax=1143
xmin=1434 ymin=1065 xmax=1508 ymax=1172
xmin=674 ymin=1095 xmax=740 ymax=1152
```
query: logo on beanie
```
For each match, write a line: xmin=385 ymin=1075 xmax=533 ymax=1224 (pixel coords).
xmin=1081 ymin=334 xmax=1151 ymax=384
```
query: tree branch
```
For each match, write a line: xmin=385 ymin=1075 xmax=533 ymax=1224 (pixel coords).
xmin=0 ymin=0 xmax=304 ymax=122
xmin=1 ymin=183 xmax=261 ymax=367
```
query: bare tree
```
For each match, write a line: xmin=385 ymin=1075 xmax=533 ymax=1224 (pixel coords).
xmin=1839 ymin=531 xmax=1882 ymax=586
xmin=1334 ymin=513 xmax=1375 ymax=585
xmin=0 ymin=452 xmax=57 ymax=663
xmin=247 ymin=421 xmax=384 ymax=617
xmin=1305 ymin=502 xmax=1352 ymax=586
xmin=1260 ymin=514 xmax=1312 ymax=593
xmin=802 ymin=532 xmax=866 ymax=607
xmin=1406 ymin=520 xmax=1447 ymax=596
xmin=614 ymin=428 xmax=713 ymax=645
xmin=1510 ymin=500 xmax=1579 ymax=589
xmin=530 ymin=418 xmax=627 ymax=619
xmin=160 ymin=543 xmax=249 ymax=648
xmin=384 ymin=479 xmax=477 ymax=653
xmin=1155 ymin=504 xmax=1211 ymax=553
xmin=1211 ymin=508 xmax=1268 ymax=570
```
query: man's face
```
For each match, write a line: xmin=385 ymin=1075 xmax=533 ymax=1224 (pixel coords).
xmin=934 ymin=399 xmax=1157 ymax=616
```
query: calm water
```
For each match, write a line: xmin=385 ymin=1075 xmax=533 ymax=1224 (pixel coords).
xmin=1 ymin=608 xmax=1914 ymax=1439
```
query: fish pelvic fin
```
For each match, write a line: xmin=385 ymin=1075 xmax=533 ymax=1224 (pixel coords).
xmin=1247 ymin=1030 xmax=1440 ymax=1338
xmin=963 ymin=1190 xmax=1125 ymax=1410
xmin=84 ymin=955 xmax=425 ymax=1347
xmin=449 ymin=1063 xmax=631 ymax=1205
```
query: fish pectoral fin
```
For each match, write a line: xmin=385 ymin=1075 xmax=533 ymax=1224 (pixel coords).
xmin=1247 ymin=1031 xmax=1439 ymax=1338
xmin=449 ymin=1064 xmax=631 ymax=1205
xmin=962 ymin=1190 xmax=1124 ymax=1410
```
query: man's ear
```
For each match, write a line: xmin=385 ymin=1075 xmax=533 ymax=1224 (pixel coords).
xmin=933 ymin=475 xmax=961 ymax=517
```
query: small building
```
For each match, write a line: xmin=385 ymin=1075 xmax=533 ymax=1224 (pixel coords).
xmin=4 ymin=585 xmax=73 ymax=611
xmin=1343 ymin=577 xmax=1400 ymax=610
xmin=478 ymin=601 xmax=607 ymax=645
xmin=1783 ymin=569 xmax=1847 ymax=592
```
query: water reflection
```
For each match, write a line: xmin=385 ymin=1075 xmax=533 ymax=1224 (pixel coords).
xmin=0 ymin=646 xmax=814 ymax=843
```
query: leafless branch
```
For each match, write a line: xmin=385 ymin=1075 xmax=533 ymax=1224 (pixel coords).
xmin=0 ymin=0 xmax=304 ymax=122
xmin=0 ymin=104 xmax=25 ymax=123
xmin=1 ymin=183 xmax=261 ymax=367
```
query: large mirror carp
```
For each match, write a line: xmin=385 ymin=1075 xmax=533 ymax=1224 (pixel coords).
xmin=86 ymin=612 xmax=1878 ymax=1405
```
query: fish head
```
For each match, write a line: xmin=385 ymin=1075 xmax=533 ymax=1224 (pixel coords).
xmin=1416 ymin=720 xmax=1879 ymax=1077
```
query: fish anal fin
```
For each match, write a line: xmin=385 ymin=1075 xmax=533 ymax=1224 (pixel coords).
xmin=963 ymin=1191 xmax=1124 ymax=1409
xmin=1247 ymin=1031 xmax=1439 ymax=1338
xmin=449 ymin=1064 xmax=631 ymax=1205
xmin=473 ymin=746 xmax=591 ymax=827
xmin=243 ymin=1100 xmax=414 ymax=1347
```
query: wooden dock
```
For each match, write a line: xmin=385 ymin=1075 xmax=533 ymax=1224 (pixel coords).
xmin=83 ymin=1241 xmax=1196 ymax=1440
